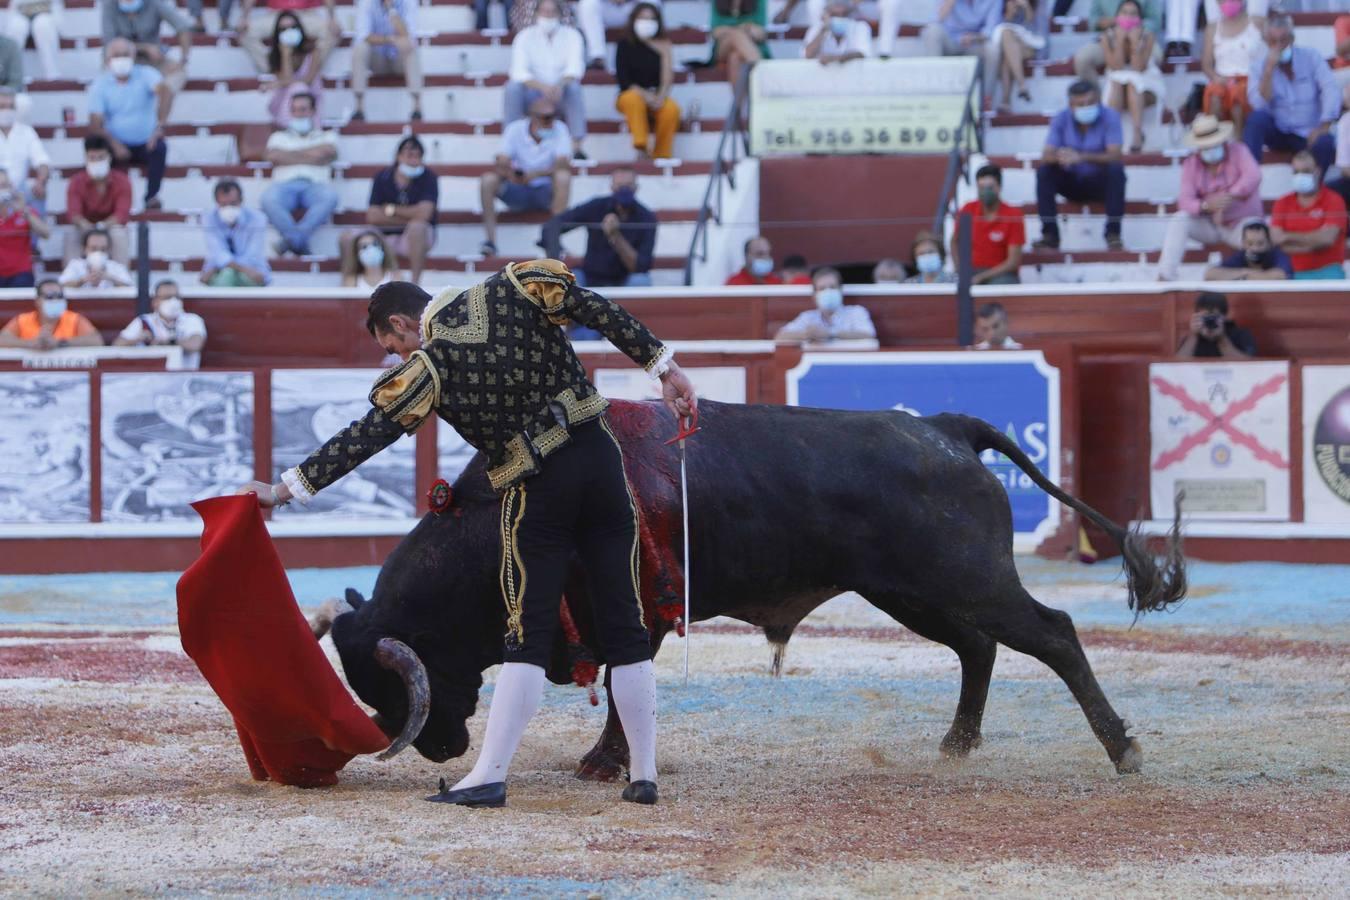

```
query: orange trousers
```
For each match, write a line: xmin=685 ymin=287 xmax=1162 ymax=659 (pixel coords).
xmin=615 ymin=88 xmax=680 ymax=159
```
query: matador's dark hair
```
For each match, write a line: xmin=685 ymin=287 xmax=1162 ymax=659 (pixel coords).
xmin=366 ymin=282 xmax=433 ymax=336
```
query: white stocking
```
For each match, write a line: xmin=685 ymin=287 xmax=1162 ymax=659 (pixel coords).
xmin=610 ymin=660 xmax=657 ymax=783
xmin=452 ymin=662 xmax=545 ymax=790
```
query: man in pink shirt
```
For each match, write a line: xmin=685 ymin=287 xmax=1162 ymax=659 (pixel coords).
xmin=237 ymin=0 xmax=339 ymax=74
xmin=1158 ymin=114 xmax=1263 ymax=281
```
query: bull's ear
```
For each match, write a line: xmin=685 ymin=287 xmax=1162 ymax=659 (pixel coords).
xmin=345 ymin=588 xmax=367 ymax=611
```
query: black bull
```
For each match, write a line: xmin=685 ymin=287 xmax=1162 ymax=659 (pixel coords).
xmin=330 ymin=399 xmax=1185 ymax=778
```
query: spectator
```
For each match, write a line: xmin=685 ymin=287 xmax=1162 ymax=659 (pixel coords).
xmin=1072 ymin=0 xmax=1160 ymax=82
xmin=972 ymin=301 xmax=1022 ymax=349
xmin=479 ymin=99 xmax=572 ymax=257
xmin=711 ymin=0 xmax=768 ymax=90
xmin=803 ymin=0 xmax=872 ymax=64
xmin=360 ymin=135 xmax=437 ymax=283
xmin=1203 ymin=220 xmax=1293 ymax=280
xmin=725 ymin=235 xmax=780 ymax=285
xmin=873 ymin=257 xmax=906 ymax=284
xmin=101 ymin=0 xmax=191 ymax=96
xmin=1163 ymin=0 xmax=1264 ymax=59
xmin=1270 ymin=149 xmax=1347 ymax=281
xmin=352 ymin=0 xmax=423 ymax=123
xmin=0 ymin=88 xmax=51 ymax=222
xmin=0 ymin=281 xmax=104 ymax=349
xmin=342 ymin=228 xmax=400 ymax=288
xmin=992 ymin=0 xmax=1044 ymax=110
xmin=113 ymin=279 xmax=206 ymax=368
xmin=774 ymin=266 xmax=876 ymax=342
xmin=238 ymin=0 xmax=338 ymax=76
xmin=265 ymin=12 xmax=331 ymax=128
xmin=0 ymin=170 xmax=47 ymax=287
xmin=64 ymin=135 xmax=132 ymax=264
xmin=905 ymin=232 xmax=956 ymax=284
xmin=1034 ymin=80 xmax=1127 ymax=251
xmin=1335 ymin=13 xmax=1350 ymax=92
xmin=59 ymin=229 xmax=133 ymax=289
xmin=1175 ymin=291 xmax=1255 ymax=358
xmin=1244 ymin=13 xmax=1340 ymax=176
xmin=506 ymin=0 xmax=587 ymax=160
xmin=578 ymin=0 xmax=647 ymax=69
xmin=3 ymin=0 xmax=59 ymax=80
xmin=0 ymin=33 xmax=19 ymax=93
xmin=615 ymin=3 xmax=681 ymax=160
xmin=474 ymin=0 xmax=510 ymax=31
xmin=781 ymin=253 xmax=811 ymax=284
xmin=1158 ymin=114 xmax=1262 ymax=281
xmin=87 ymin=38 xmax=170 ymax=210
xmin=201 ymin=178 xmax=271 ymax=287
xmin=539 ymin=166 xmax=655 ymax=287
xmin=953 ymin=163 xmax=1023 ymax=285
xmin=261 ymin=92 xmax=338 ymax=257
xmin=921 ymin=0 xmax=1000 ymax=99
xmin=1333 ymin=83 xmax=1350 ymax=209
xmin=1101 ymin=0 xmax=1162 ymax=152
xmin=777 ymin=0 xmax=903 ymax=58
xmin=1200 ymin=0 xmax=1263 ymax=141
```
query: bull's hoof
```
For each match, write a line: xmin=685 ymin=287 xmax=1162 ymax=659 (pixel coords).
xmin=939 ymin=729 xmax=983 ymax=758
xmin=575 ymin=749 xmax=628 ymax=782
xmin=1113 ymin=738 xmax=1144 ymax=775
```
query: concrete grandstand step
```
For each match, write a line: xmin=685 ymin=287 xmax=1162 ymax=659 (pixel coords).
xmin=989 ymin=157 xmax=1298 ymax=206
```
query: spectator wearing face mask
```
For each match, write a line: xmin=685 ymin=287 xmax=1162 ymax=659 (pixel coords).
xmin=1157 ymin=114 xmax=1262 ymax=281
xmin=1199 ymin=0 xmax=1263 ymax=142
xmin=261 ymin=92 xmax=338 ymax=257
xmin=781 ymin=253 xmax=811 ymax=285
xmin=539 ymin=166 xmax=656 ymax=287
xmin=0 ymin=281 xmax=104 ymax=350
xmin=1164 ymin=0 xmax=1265 ymax=61
xmin=1101 ymin=0 xmax=1163 ymax=153
xmin=615 ymin=3 xmax=681 ymax=160
xmin=726 ymin=235 xmax=779 ymax=285
xmin=1071 ymin=0 xmax=1161 ymax=82
xmin=1244 ymin=13 xmax=1340 ymax=175
xmin=921 ymin=0 xmax=1002 ymax=101
xmin=265 ymin=12 xmax=331 ymax=128
xmin=1176 ymin=291 xmax=1254 ymax=359
xmin=905 ymin=231 xmax=955 ymax=284
xmin=774 ymin=266 xmax=876 ymax=343
xmin=359 ymin=136 xmax=436 ymax=284
xmin=579 ymin=0 xmax=657 ymax=70
xmin=0 ymin=35 xmax=19 ymax=94
xmin=114 ymin=279 xmax=207 ymax=368
xmin=952 ymin=163 xmax=1023 ymax=285
xmin=201 ymin=179 xmax=271 ymax=287
xmin=506 ymin=0 xmax=588 ymax=160
xmin=1034 ymin=79 xmax=1127 ymax=251
xmin=872 ymin=257 xmax=906 ymax=284
xmin=342 ymin=229 xmax=400 ymax=289
xmin=971 ymin=301 xmax=1022 ymax=350
xmin=0 ymin=89 xmax=50 ymax=230
xmin=479 ymin=99 xmax=572 ymax=258
xmin=1270 ymin=149 xmax=1347 ymax=281
xmin=64 ymin=135 xmax=131 ymax=264
xmin=1204 ymin=221 xmax=1292 ymax=280
xmin=0 ymin=170 xmax=48 ymax=288
xmin=88 ymin=38 xmax=171 ymax=210
xmin=237 ymin=0 xmax=340 ymax=76
xmin=351 ymin=0 xmax=423 ymax=123
xmin=59 ymin=229 xmax=133 ymax=289
xmin=3 ymin=0 xmax=59 ymax=80
xmin=101 ymin=0 xmax=192 ymax=96
xmin=803 ymin=0 xmax=872 ymax=64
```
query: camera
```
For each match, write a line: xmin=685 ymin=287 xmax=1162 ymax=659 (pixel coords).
xmin=1201 ymin=313 xmax=1222 ymax=330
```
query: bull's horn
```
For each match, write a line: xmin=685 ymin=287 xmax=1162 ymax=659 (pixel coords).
xmin=308 ymin=597 xmax=344 ymax=641
xmin=373 ymin=637 xmax=430 ymax=761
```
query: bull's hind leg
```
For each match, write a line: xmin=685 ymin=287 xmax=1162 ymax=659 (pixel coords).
xmin=575 ymin=667 xmax=629 ymax=781
xmin=867 ymin=595 xmax=997 ymax=758
xmin=974 ymin=589 xmax=1141 ymax=774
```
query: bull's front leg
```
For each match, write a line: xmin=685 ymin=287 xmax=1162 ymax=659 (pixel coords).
xmin=575 ymin=667 xmax=629 ymax=781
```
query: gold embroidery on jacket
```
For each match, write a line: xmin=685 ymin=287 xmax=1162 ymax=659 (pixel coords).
xmin=426 ymin=284 xmax=491 ymax=345
xmin=554 ymin=387 xmax=609 ymax=425
xmin=487 ymin=433 xmax=539 ymax=491
xmin=369 ymin=350 xmax=440 ymax=431
xmin=499 ymin=484 xmax=528 ymax=645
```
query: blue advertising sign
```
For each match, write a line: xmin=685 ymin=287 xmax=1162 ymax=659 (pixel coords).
xmin=786 ymin=352 xmax=1062 ymax=543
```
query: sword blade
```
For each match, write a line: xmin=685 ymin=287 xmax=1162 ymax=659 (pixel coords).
xmin=679 ymin=437 xmax=690 ymax=685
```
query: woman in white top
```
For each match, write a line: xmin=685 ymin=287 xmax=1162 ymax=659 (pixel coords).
xmin=341 ymin=229 xmax=401 ymax=289
xmin=1201 ymin=0 xmax=1263 ymax=140
xmin=1101 ymin=0 xmax=1163 ymax=153
xmin=992 ymin=0 xmax=1046 ymax=111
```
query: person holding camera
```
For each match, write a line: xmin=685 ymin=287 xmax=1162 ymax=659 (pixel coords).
xmin=1176 ymin=291 xmax=1256 ymax=359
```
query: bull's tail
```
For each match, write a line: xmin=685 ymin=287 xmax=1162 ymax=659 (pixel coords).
xmin=954 ymin=415 xmax=1187 ymax=616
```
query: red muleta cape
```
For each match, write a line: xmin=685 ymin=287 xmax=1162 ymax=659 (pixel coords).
xmin=176 ymin=495 xmax=390 ymax=787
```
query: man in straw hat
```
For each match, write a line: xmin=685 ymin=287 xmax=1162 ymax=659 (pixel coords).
xmin=1157 ymin=113 xmax=1264 ymax=281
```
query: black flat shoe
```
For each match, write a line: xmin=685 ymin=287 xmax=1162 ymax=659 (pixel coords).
xmin=425 ymin=777 xmax=506 ymax=808
xmin=621 ymin=780 xmax=658 ymax=805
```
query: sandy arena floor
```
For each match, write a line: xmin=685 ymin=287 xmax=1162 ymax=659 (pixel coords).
xmin=0 ymin=558 xmax=1347 ymax=897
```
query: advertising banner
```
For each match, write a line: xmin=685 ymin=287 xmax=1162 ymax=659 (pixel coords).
xmin=749 ymin=58 xmax=977 ymax=156
xmin=1301 ymin=365 xmax=1350 ymax=524
xmin=1149 ymin=361 xmax=1290 ymax=521
xmin=786 ymin=351 xmax=1061 ymax=543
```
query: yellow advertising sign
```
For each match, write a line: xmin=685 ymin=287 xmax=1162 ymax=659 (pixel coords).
xmin=749 ymin=57 xmax=978 ymax=156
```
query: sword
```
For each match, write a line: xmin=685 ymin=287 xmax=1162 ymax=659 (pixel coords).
xmin=665 ymin=408 xmax=700 ymax=684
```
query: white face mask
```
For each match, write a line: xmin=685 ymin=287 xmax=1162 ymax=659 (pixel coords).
xmin=358 ymin=244 xmax=385 ymax=269
xmin=279 ymin=26 xmax=304 ymax=47
xmin=218 ymin=204 xmax=242 ymax=226
xmin=86 ymin=250 xmax=109 ymax=270
xmin=87 ymin=159 xmax=112 ymax=179
xmin=0 ymin=109 xmax=14 ymax=129
xmin=536 ymin=15 xmax=560 ymax=33
xmin=815 ymin=287 xmax=843 ymax=311
xmin=0 ymin=189 xmax=12 ymax=206
xmin=109 ymin=56 xmax=134 ymax=77
xmin=41 ymin=298 xmax=67 ymax=319
xmin=157 ymin=296 xmax=183 ymax=321
xmin=290 ymin=116 xmax=314 ymax=136
xmin=1291 ymin=172 xmax=1318 ymax=194
xmin=634 ymin=18 xmax=659 ymax=39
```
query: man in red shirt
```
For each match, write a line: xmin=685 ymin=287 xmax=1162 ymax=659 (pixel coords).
xmin=952 ymin=163 xmax=1024 ymax=285
xmin=725 ymin=234 xmax=782 ymax=286
xmin=0 ymin=171 xmax=49 ymax=288
xmin=64 ymin=135 xmax=132 ymax=264
xmin=1270 ymin=150 xmax=1347 ymax=280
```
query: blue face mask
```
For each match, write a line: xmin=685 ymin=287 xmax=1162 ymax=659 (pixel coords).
xmin=118 ymin=0 xmax=144 ymax=12
xmin=916 ymin=251 xmax=942 ymax=274
xmin=1199 ymin=145 xmax=1226 ymax=164
xmin=612 ymin=187 xmax=636 ymax=207
xmin=398 ymin=163 xmax=425 ymax=179
xmin=829 ymin=16 xmax=851 ymax=36
xmin=815 ymin=287 xmax=843 ymax=312
xmin=1291 ymin=172 xmax=1318 ymax=194
xmin=1072 ymin=103 xmax=1100 ymax=125
xmin=290 ymin=116 xmax=313 ymax=135
xmin=1278 ymin=45 xmax=1293 ymax=64
xmin=749 ymin=257 xmax=774 ymax=277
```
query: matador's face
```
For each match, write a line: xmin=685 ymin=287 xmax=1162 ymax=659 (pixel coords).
xmin=377 ymin=314 xmax=423 ymax=361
